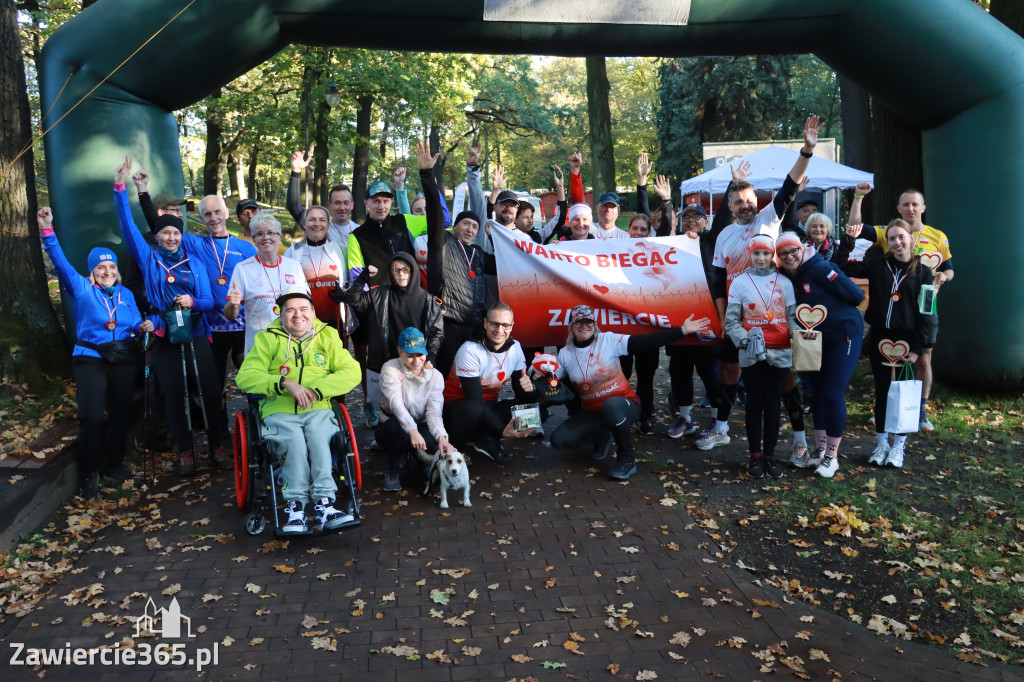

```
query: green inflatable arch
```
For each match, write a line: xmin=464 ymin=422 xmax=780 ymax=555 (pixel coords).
xmin=39 ymin=0 xmax=1024 ymax=389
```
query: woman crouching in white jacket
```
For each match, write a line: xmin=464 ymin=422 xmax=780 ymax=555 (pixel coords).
xmin=377 ymin=327 xmax=455 ymax=492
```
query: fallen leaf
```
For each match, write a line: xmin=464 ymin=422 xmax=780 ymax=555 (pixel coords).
xmin=222 ymin=635 xmax=234 ymax=646
xmin=510 ymin=654 xmax=533 ymax=663
xmin=245 ymin=583 xmax=261 ymax=594
xmin=273 ymin=564 xmax=295 ymax=574
xmin=636 ymin=671 xmax=658 ymax=680
xmin=161 ymin=583 xmax=181 ymax=596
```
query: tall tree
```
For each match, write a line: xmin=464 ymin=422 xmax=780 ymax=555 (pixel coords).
xmin=585 ymin=56 xmax=615 ymax=196
xmin=838 ymin=73 xmax=873 ymax=219
xmin=869 ymin=100 xmax=922 ymax=224
xmin=0 ymin=0 xmax=66 ymax=391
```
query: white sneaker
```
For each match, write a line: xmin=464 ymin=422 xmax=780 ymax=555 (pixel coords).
xmin=696 ymin=432 xmax=730 ymax=450
xmin=869 ymin=444 xmax=889 ymax=466
xmin=815 ymin=454 xmax=838 ymax=478
xmin=314 ymin=497 xmax=353 ymax=530
xmin=885 ymin=442 xmax=905 ymax=468
xmin=282 ymin=501 xmax=307 ymax=533
xmin=920 ymin=417 xmax=934 ymax=432
xmin=789 ymin=443 xmax=808 ymax=466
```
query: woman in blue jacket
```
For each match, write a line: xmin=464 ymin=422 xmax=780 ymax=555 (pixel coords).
xmin=114 ymin=157 xmax=228 ymax=475
xmin=776 ymin=232 xmax=864 ymax=478
xmin=39 ymin=207 xmax=152 ymax=499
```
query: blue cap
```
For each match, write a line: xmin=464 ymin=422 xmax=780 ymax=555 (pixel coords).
xmin=367 ymin=180 xmax=393 ymax=198
xmin=597 ymin=192 xmax=620 ymax=207
xmin=87 ymin=247 xmax=117 ymax=273
xmin=680 ymin=204 xmax=708 ymax=218
xmin=397 ymin=327 xmax=426 ymax=354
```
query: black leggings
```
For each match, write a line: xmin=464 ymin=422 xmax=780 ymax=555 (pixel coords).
xmin=436 ymin=320 xmax=477 ymax=379
xmin=667 ymin=345 xmax=726 ymax=419
xmin=148 ymin=335 xmax=224 ymax=451
xmin=443 ymin=398 xmax=515 ymax=450
xmin=209 ymin=330 xmax=245 ymax=392
xmin=741 ymin=361 xmax=787 ymax=457
xmin=619 ymin=350 xmax=659 ymax=420
xmin=375 ymin=415 xmax=439 ymax=474
xmin=72 ymin=356 xmax=137 ymax=477
xmin=550 ymin=397 xmax=641 ymax=462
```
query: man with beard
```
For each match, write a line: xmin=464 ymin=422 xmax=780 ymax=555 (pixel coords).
xmin=698 ymin=115 xmax=822 ymax=451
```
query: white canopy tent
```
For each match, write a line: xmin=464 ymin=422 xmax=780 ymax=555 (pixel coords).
xmin=678 ymin=145 xmax=874 ymax=196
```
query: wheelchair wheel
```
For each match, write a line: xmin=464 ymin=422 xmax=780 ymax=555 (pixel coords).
xmin=233 ymin=412 xmax=250 ymax=511
xmin=334 ymin=402 xmax=362 ymax=491
xmin=245 ymin=512 xmax=266 ymax=536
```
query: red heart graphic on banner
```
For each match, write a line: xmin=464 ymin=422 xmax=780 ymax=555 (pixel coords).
xmin=796 ymin=304 xmax=827 ymax=330
xmin=593 ymin=285 xmax=609 ymax=294
xmin=497 ymin=371 xmax=506 ymax=382
xmin=878 ymin=339 xmax=910 ymax=363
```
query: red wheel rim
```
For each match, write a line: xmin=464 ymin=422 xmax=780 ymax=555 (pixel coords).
xmin=336 ymin=404 xmax=361 ymax=490
xmin=233 ymin=412 xmax=249 ymax=510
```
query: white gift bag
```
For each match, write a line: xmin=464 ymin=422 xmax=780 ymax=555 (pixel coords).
xmin=884 ymin=364 xmax=921 ymax=434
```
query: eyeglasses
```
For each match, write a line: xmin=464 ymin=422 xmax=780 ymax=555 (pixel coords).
xmin=681 ymin=214 xmax=703 ymax=222
xmin=162 ymin=206 xmax=183 ymax=215
xmin=254 ymin=231 xmax=281 ymax=239
xmin=485 ymin=319 xmax=513 ymax=331
xmin=392 ymin=266 xmax=412 ymax=275
xmin=572 ymin=319 xmax=595 ymax=327
xmin=779 ymin=248 xmax=802 ymax=259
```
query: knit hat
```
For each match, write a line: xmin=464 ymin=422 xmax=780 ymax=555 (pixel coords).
xmin=775 ymin=232 xmax=803 ymax=255
xmin=748 ymin=234 xmax=776 ymax=255
xmin=155 ymin=214 xmax=184 ymax=233
xmin=87 ymin=247 xmax=117 ymax=273
xmin=453 ymin=210 xmax=480 ymax=227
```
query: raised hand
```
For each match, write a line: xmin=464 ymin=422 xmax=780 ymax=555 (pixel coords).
xmin=637 ymin=152 xmax=652 ymax=184
xmin=681 ymin=314 xmax=711 ymax=335
xmin=132 ymin=169 xmax=150 ymax=192
xmin=854 ymin=181 xmax=873 ymax=197
xmin=37 ymin=207 xmax=53 ymax=230
xmin=416 ymin=141 xmax=438 ymax=170
xmin=393 ymin=166 xmax=407 ymax=189
xmin=467 ymin=144 xmax=481 ymax=166
xmin=552 ymin=164 xmax=564 ymax=191
xmin=291 ymin=149 xmax=313 ymax=173
xmin=568 ymin=152 xmax=583 ymax=174
xmin=798 ymin=176 xmax=810 ymax=192
xmin=492 ymin=165 xmax=506 ymax=192
xmin=803 ymin=115 xmax=823 ymax=149
xmin=653 ymin=174 xmax=672 ymax=200
xmin=845 ymin=223 xmax=864 ymax=238
xmin=518 ymin=373 xmax=534 ymax=393
xmin=366 ymin=264 xmax=379 ymax=277
xmin=730 ymin=160 xmax=752 ymax=183
xmin=114 ymin=155 xmax=133 ymax=184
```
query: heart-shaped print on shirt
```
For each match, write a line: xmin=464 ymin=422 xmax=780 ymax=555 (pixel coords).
xmin=497 ymin=371 xmax=506 ymax=382
xmin=748 ymin=303 xmax=756 ymax=310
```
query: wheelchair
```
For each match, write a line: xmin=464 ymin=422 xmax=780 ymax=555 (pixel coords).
xmin=232 ymin=395 xmax=362 ymax=537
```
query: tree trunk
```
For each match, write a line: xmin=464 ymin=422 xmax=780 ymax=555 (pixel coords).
xmin=991 ymin=0 xmax=1024 ymax=37
xmin=586 ymin=56 xmax=615 ymax=198
xmin=838 ymin=73 xmax=874 ymax=220
xmin=227 ymin=152 xmax=241 ymax=198
xmin=203 ymin=89 xmax=224 ymax=196
xmin=313 ymin=100 xmax=329 ymax=206
xmin=247 ymin=145 xmax=259 ymax=202
xmin=0 ymin=0 xmax=68 ymax=392
xmin=351 ymin=93 xmax=373 ymax=223
xmin=870 ymin=99 xmax=923 ymax=224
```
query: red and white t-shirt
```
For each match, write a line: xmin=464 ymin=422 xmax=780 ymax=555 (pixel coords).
xmin=229 ymin=255 xmax=309 ymax=353
xmin=712 ymin=203 xmax=783 ymax=292
xmin=443 ymin=340 xmax=527 ymax=402
xmin=556 ymin=333 xmax=639 ymax=411
xmin=283 ymin=241 xmax=345 ymax=324
xmin=727 ymin=269 xmax=795 ymax=349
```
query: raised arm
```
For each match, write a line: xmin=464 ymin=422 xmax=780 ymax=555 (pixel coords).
xmin=568 ymin=152 xmax=584 ymax=204
xmin=417 ymin=142 xmax=448 ymax=297
xmin=772 ymin=116 xmax=823 ymax=217
xmin=393 ymin=167 xmax=411 ymax=215
xmin=113 ymin=157 xmax=153 ymax=267
xmin=848 ymin=181 xmax=871 ymax=227
xmin=38 ymin=207 xmax=89 ymax=298
xmin=466 ymin=144 xmax=487 ymax=246
xmin=652 ymin=175 xmax=673 ymax=236
xmin=131 ymin=169 xmax=159 ymax=231
xmin=636 ymin=153 xmax=652 ymax=216
xmin=286 ymin=149 xmax=313 ymax=226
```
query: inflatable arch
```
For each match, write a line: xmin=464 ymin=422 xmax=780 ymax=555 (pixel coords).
xmin=39 ymin=0 xmax=1024 ymax=388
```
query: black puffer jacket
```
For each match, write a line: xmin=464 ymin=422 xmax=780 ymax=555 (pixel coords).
xmin=420 ymin=168 xmax=490 ymax=326
xmin=336 ymin=251 xmax=444 ymax=372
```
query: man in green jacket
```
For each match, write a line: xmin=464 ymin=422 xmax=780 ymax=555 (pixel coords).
xmin=236 ymin=288 xmax=361 ymax=533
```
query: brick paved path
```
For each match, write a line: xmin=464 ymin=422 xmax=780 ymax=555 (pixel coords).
xmin=3 ymin=420 xmax=1020 ymax=681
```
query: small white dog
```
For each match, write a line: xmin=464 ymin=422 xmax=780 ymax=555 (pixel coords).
xmin=423 ymin=449 xmax=471 ymax=509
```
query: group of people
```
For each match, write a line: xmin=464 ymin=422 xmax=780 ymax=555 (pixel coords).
xmin=46 ymin=113 xmax=948 ymax=510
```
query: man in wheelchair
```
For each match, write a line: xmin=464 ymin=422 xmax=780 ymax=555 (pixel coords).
xmin=236 ymin=288 xmax=361 ymax=533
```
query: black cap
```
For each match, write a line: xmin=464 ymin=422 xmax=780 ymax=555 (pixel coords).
xmin=495 ymin=189 xmax=519 ymax=205
xmin=236 ymin=198 xmax=259 ymax=215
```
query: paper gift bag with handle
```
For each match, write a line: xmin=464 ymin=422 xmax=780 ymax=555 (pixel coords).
xmin=884 ymin=362 xmax=921 ymax=434
xmin=792 ymin=304 xmax=826 ymax=371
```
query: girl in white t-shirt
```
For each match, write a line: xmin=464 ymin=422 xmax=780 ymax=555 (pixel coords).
xmin=724 ymin=235 xmax=800 ymax=481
